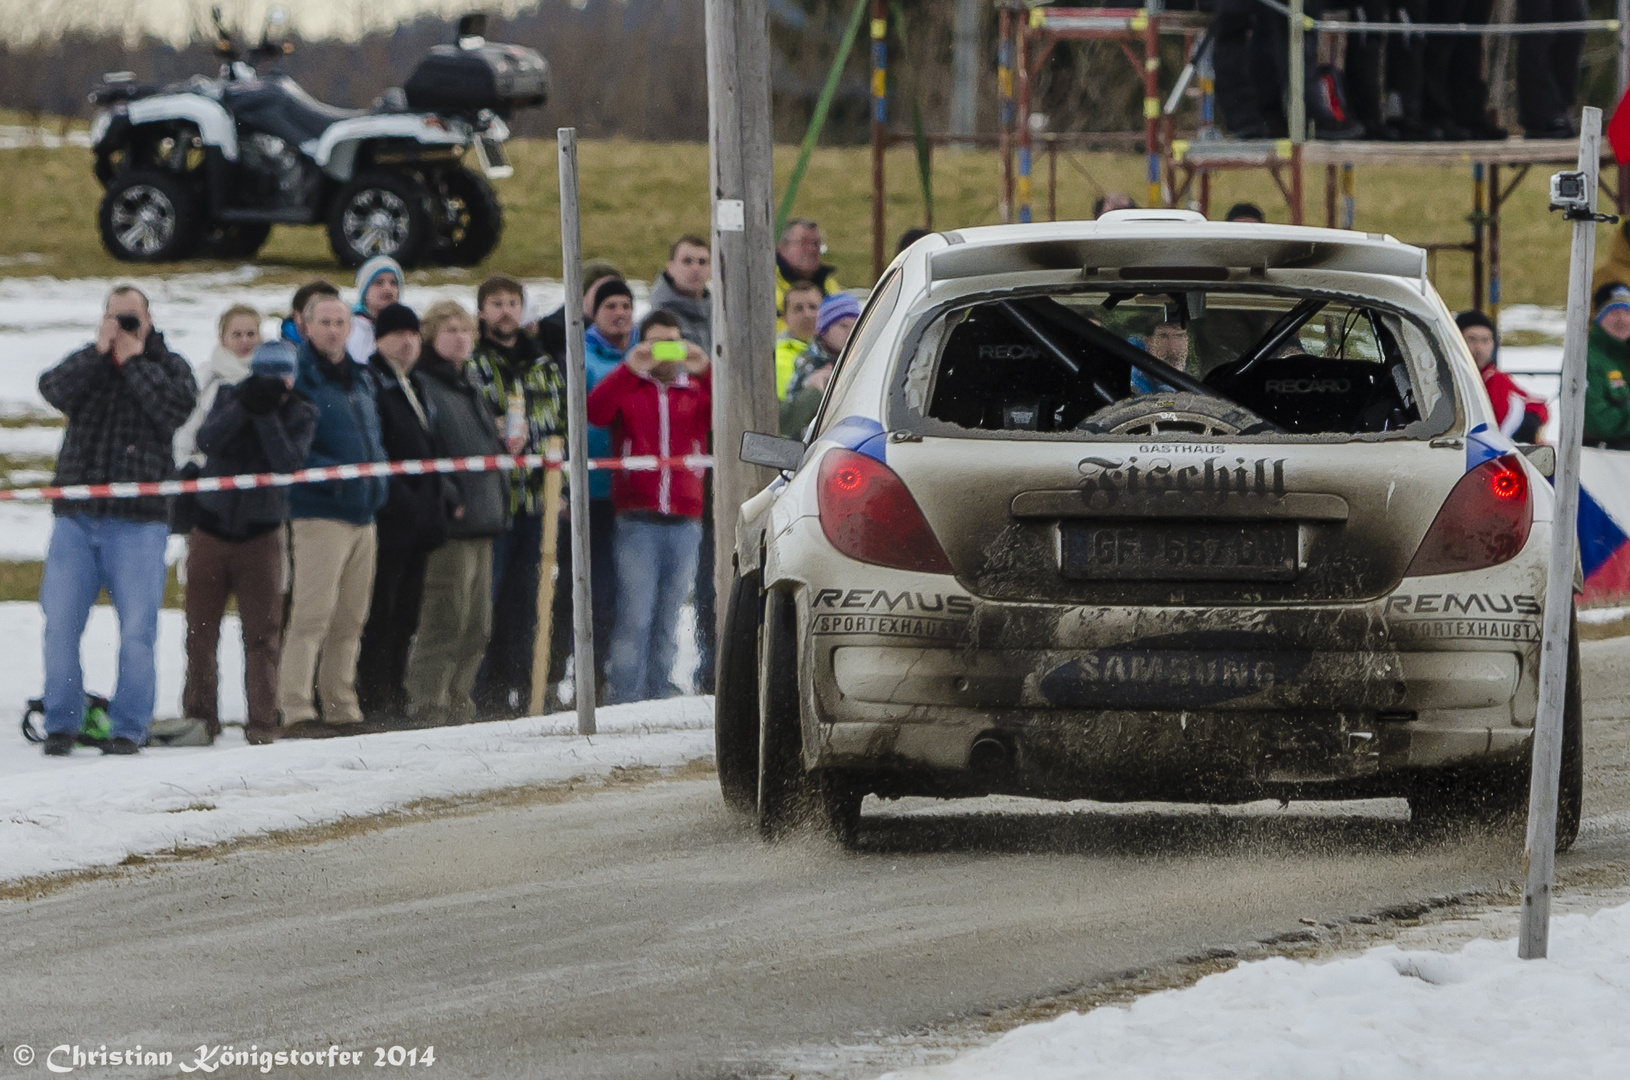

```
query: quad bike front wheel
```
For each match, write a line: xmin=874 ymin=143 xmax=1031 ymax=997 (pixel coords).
xmin=429 ymin=166 xmax=504 ymax=267
xmin=99 ymin=170 xmax=201 ymax=263
xmin=327 ymin=171 xmax=434 ymax=268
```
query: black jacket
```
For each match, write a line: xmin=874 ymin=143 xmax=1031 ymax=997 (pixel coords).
xmin=193 ymin=379 xmax=320 ymax=541
xmin=418 ymin=354 xmax=510 ymax=539
xmin=39 ymin=331 xmax=198 ymax=522
xmin=369 ymin=353 xmax=447 ymax=553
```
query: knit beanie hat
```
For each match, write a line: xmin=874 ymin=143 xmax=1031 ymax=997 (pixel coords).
xmin=249 ymin=340 xmax=299 ymax=379
xmin=373 ymin=303 xmax=420 ymax=339
xmin=591 ymin=278 xmax=634 ymax=315
xmin=1597 ymin=285 xmax=1630 ymax=324
xmin=581 ymin=259 xmax=625 ymax=294
xmin=1454 ymin=309 xmax=1495 ymax=335
xmin=816 ymin=292 xmax=861 ymax=338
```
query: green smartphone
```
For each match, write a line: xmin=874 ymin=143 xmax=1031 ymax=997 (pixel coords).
xmin=650 ymin=340 xmax=688 ymax=362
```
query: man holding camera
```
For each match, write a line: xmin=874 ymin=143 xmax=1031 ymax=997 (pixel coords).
xmin=37 ymin=286 xmax=198 ymax=756
xmin=586 ymin=310 xmax=711 ymax=704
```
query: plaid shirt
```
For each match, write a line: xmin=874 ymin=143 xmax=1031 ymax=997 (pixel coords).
xmin=468 ymin=327 xmax=567 ymax=517
xmin=40 ymin=332 xmax=198 ymax=523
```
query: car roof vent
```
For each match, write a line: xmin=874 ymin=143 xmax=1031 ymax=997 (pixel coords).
xmin=1096 ymin=209 xmax=1207 ymax=225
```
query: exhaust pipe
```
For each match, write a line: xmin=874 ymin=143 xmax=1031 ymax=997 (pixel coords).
xmin=968 ymin=733 xmax=1012 ymax=774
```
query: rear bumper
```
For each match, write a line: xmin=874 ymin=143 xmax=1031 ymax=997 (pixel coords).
xmin=784 ymin=538 xmax=1546 ymax=800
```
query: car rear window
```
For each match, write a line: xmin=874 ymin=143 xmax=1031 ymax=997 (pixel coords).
xmin=899 ymin=287 xmax=1451 ymax=439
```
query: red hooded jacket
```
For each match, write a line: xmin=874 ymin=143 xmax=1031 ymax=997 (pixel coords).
xmin=1481 ymin=364 xmax=1549 ymax=439
xmin=585 ymin=361 xmax=711 ymax=518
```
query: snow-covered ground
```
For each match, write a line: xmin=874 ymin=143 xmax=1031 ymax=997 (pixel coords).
xmin=0 ymin=594 xmax=711 ymax=886
xmin=880 ymin=898 xmax=1630 ymax=1080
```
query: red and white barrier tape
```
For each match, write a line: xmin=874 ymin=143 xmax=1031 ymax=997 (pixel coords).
xmin=0 ymin=453 xmax=714 ymax=503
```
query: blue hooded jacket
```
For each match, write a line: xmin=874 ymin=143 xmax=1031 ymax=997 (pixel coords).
xmin=583 ymin=325 xmax=629 ymax=501
xmin=288 ymin=341 xmax=389 ymax=524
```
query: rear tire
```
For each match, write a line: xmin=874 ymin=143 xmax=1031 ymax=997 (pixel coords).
xmin=327 ymin=171 xmax=434 ymax=268
xmin=715 ymin=568 xmax=761 ymax=815
xmin=755 ymin=590 xmax=864 ymax=846
xmin=1409 ymin=617 xmax=1583 ymax=851
xmin=429 ymin=167 xmax=503 ymax=267
xmin=98 ymin=170 xmax=200 ymax=263
xmin=756 ymin=589 xmax=805 ymax=838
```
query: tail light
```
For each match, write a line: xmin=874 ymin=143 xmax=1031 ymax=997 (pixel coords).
xmin=1404 ymin=454 xmax=1533 ymax=577
xmin=817 ymin=448 xmax=954 ymax=574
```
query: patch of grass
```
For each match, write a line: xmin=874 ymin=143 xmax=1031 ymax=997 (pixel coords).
xmin=0 ymin=134 xmax=1601 ymax=308
xmin=0 ymin=560 xmax=185 ymax=607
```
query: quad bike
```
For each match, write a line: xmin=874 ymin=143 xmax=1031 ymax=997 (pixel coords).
xmin=87 ymin=9 xmax=546 ymax=268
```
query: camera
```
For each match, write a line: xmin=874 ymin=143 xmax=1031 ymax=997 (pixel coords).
xmin=115 ymin=313 xmax=142 ymax=333
xmin=650 ymin=340 xmax=688 ymax=363
xmin=1549 ymin=170 xmax=1592 ymax=214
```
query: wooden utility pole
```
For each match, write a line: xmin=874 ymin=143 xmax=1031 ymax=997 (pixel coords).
xmin=706 ymin=0 xmax=778 ymax=650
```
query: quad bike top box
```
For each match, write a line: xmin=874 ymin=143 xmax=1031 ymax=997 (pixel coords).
xmin=404 ymin=42 xmax=548 ymax=119
xmin=88 ymin=9 xmax=547 ymax=269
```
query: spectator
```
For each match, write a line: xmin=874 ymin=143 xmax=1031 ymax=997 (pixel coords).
xmin=184 ymin=342 xmax=318 ymax=745
xmin=1423 ymin=0 xmax=1506 ymax=140
xmin=650 ymin=234 xmax=718 ymax=695
xmin=278 ymin=294 xmax=389 ymax=738
xmin=1223 ymin=203 xmax=1265 ymax=224
xmin=780 ymin=293 xmax=858 ymax=437
xmin=175 ymin=305 xmax=261 ymax=467
xmin=356 ymin=303 xmax=445 ymax=724
xmin=897 ymin=228 xmax=931 ymax=256
xmin=1457 ymin=310 xmax=1547 ymax=442
xmin=533 ymin=258 xmax=624 ymax=361
xmin=1517 ymin=0 xmax=1585 ymax=139
xmin=775 ymin=219 xmax=842 ymax=315
xmin=280 ymin=280 xmax=339 ymax=346
xmin=1586 ymin=286 xmax=1630 ymax=449
xmin=792 ymin=293 xmax=859 ymax=394
xmin=1212 ymin=0 xmax=1282 ymax=139
xmin=346 ymin=256 xmax=404 ymax=364
xmin=468 ymin=276 xmax=571 ymax=717
xmin=1093 ymin=193 xmax=1137 ymax=217
xmin=37 ymin=286 xmax=197 ymax=756
xmin=776 ymin=280 xmax=824 ymax=401
xmin=406 ymin=301 xmax=509 ymax=726
xmin=649 ymin=235 xmax=713 ymax=356
xmin=587 ymin=311 xmax=711 ymax=704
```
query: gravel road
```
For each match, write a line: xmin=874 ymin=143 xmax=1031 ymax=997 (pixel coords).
xmin=5 ymin=641 xmax=1630 ymax=1080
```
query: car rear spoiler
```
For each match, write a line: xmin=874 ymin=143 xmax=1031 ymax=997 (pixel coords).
xmin=928 ymin=235 xmax=1427 ymax=286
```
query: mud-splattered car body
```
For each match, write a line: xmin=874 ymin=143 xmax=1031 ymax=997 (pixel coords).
xmin=721 ymin=211 xmax=1565 ymax=829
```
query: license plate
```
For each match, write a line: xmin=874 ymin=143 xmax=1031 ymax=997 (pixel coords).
xmin=1060 ymin=521 xmax=1301 ymax=581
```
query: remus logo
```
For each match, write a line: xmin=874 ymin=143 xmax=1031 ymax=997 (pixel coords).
xmin=1077 ymin=455 xmax=1287 ymax=507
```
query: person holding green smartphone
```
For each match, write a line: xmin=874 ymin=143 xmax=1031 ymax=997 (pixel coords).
xmin=585 ymin=310 xmax=712 ymax=704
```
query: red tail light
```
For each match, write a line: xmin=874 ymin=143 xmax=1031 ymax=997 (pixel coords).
xmin=1404 ymin=454 xmax=1533 ymax=577
xmin=817 ymin=448 xmax=954 ymax=574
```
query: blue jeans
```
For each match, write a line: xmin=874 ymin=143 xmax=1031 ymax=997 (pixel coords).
xmin=41 ymin=516 xmax=170 ymax=742
xmin=605 ymin=514 xmax=702 ymax=705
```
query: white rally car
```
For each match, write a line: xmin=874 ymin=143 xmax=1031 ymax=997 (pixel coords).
xmin=717 ymin=210 xmax=1581 ymax=848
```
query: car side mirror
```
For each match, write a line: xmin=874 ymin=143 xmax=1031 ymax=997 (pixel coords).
xmin=740 ymin=431 xmax=804 ymax=472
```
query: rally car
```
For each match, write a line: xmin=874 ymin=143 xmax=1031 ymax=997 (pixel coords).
xmin=717 ymin=210 xmax=1581 ymax=848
